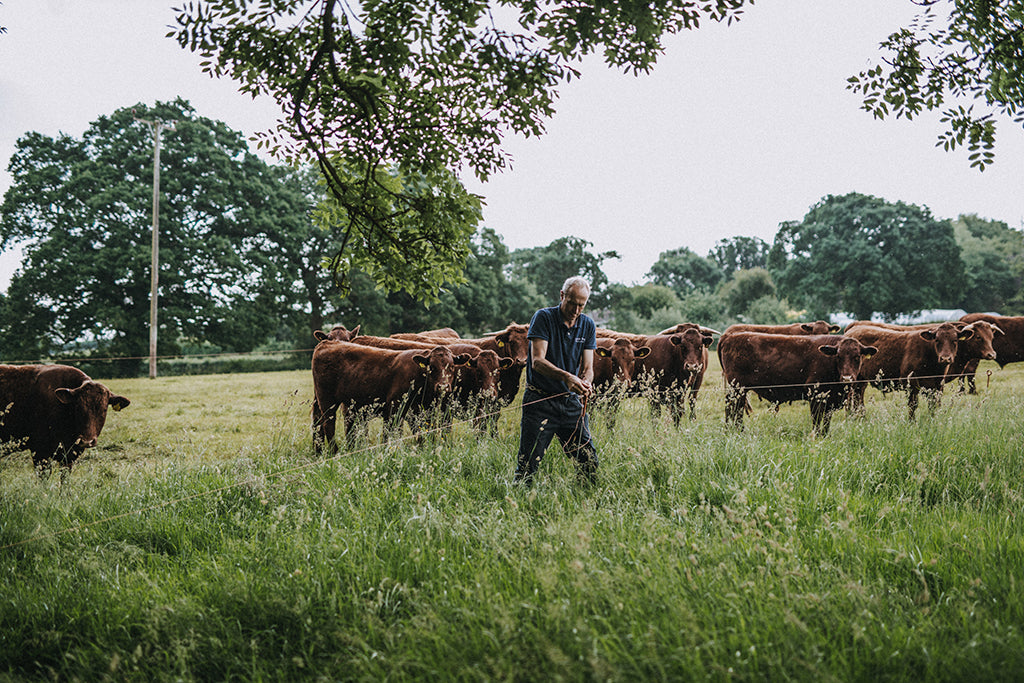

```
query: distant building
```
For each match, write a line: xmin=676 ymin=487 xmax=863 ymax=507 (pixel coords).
xmin=830 ymin=309 xmax=968 ymax=327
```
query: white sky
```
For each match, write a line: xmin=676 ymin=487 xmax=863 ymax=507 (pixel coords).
xmin=3 ymin=0 xmax=1024 ymax=292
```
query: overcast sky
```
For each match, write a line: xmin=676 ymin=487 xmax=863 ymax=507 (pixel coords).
xmin=3 ymin=0 xmax=1024 ymax=292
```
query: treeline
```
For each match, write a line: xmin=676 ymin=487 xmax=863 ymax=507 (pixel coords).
xmin=2 ymin=101 xmax=1023 ymax=373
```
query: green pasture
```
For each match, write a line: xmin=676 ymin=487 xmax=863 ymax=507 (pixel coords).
xmin=2 ymin=359 xmax=1023 ymax=681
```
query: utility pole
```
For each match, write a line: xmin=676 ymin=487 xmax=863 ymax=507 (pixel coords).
xmin=133 ymin=111 xmax=175 ymax=379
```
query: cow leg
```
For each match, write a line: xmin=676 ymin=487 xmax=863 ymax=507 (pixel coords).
xmin=963 ymin=358 xmax=981 ymax=395
xmin=925 ymin=387 xmax=942 ymax=414
xmin=687 ymin=386 xmax=700 ymax=421
xmin=847 ymin=383 xmax=867 ymax=418
xmin=313 ymin=399 xmax=342 ymax=455
xmin=907 ymin=386 xmax=920 ymax=420
xmin=810 ymin=400 xmax=832 ymax=436
xmin=724 ymin=385 xmax=746 ymax=429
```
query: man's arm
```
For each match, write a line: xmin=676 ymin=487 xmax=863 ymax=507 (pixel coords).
xmin=579 ymin=348 xmax=595 ymax=385
xmin=531 ymin=338 xmax=593 ymax=397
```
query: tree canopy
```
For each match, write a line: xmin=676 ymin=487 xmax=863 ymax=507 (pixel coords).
xmin=169 ymin=0 xmax=750 ymax=299
xmin=0 ymin=99 xmax=331 ymax=362
xmin=848 ymin=0 xmax=1024 ymax=170
xmin=769 ymin=192 xmax=967 ymax=321
xmin=647 ymin=247 xmax=724 ymax=297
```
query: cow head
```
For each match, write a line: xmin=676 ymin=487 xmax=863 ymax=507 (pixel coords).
xmin=492 ymin=323 xmax=530 ymax=362
xmin=461 ymin=350 xmax=515 ymax=398
xmin=957 ymin=321 xmax=999 ymax=361
xmin=670 ymin=328 xmax=713 ymax=375
xmin=596 ymin=339 xmax=652 ymax=387
xmin=819 ymin=337 xmax=877 ymax=383
xmin=54 ymin=380 xmax=130 ymax=450
xmin=919 ymin=322 xmax=963 ymax=365
xmin=413 ymin=346 xmax=466 ymax=402
xmin=314 ymin=324 xmax=360 ymax=343
xmin=658 ymin=323 xmax=722 ymax=337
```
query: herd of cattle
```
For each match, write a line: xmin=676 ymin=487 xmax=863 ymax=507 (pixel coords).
xmin=0 ymin=313 xmax=1020 ymax=475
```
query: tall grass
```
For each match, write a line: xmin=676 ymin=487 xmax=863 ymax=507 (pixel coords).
xmin=1 ymin=363 xmax=1023 ymax=681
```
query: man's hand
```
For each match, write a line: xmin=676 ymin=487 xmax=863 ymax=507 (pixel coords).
xmin=567 ymin=375 xmax=593 ymax=398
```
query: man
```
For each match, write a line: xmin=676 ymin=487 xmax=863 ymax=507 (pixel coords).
xmin=514 ymin=276 xmax=598 ymax=485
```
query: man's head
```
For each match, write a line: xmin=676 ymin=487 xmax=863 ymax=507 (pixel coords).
xmin=559 ymin=276 xmax=591 ymax=327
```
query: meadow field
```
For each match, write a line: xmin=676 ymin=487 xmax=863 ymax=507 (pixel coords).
xmin=2 ymin=358 xmax=1024 ymax=681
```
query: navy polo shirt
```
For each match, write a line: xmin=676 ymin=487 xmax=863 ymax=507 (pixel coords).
xmin=525 ymin=305 xmax=597 ymax=396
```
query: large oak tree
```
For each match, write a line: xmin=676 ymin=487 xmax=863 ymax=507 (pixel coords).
xmin=769 ymin=192 xmax=967 ymax=321
xmin=0 ymin=99 xmax=336 ymax=362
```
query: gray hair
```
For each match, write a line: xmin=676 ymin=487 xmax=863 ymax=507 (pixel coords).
xmin=561 ymin=276 xmax=591 ymax=295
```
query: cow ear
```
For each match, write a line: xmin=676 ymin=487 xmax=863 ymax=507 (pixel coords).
xmin=313 ymin=330 xmax=328 ymax=342
xmin=829 ymin=325 xmax=841 ymax=334
xmin=457 ymin=355 xmax=473 ymax=367
xmin=596 ymin=347 xmax=611 ymax=357
xmin=634 ymin=347 xmax=652 ymax=358
xmin=861 ymin=346 xmax=877 ymax=358
xmin=919 ymin=329 xmax=938 ymax=341
xmin=670 ymin=335 xmax=682 ymax=346
xmin=819 ymin=345 xmax=839 ymax=356
xmin=54 ymin=387 xmax=74 ymax=404
xmin=957 ymin=327 xmax=975 ymax=341
xmin=801 ymin=323 xmax=813 ymax=333
xmin=701 ymin=335 xmax=713 ymax=347
xmin=500 ymin=358 xmax=515 ymax=369
xmin=414 ymin=355 xmax=429 ymax=368
xmin=496 ymin=333 xmax=508 ymax=348
xmin=109 ymin=395 xmax=130 ymax=411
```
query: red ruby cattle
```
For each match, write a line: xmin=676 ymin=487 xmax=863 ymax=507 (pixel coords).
xmin=844 ymin=322 xmax=973 ymax=418
xmin=633 ymin=327 xmax=715 ymax=423
xmin=954 ymin=313 xmax=1019 ymax=393
xmin=0 ymin=364 xmax=130 ymax=475
xmin=717 ymin=333 xmax=876 ymax=435
xmin=311 ymin=342 xmax=469 ymax=452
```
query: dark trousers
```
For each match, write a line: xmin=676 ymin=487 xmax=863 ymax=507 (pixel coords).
xmin=514 ymin=389 xmax=598 ymax=485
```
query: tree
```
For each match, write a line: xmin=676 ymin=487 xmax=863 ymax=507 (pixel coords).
xmin=709 ymin=236 xmax=770 ymax=278
xmin=646 ymin=247 xmax=724 ymax=298
xmin=769 ymin=192 xmax=966 ymax=321
xmin=719 ymin=268 xmax=777 ymax=318
xmin=0 ymin=99 xmax=328 ymax=362
xmin=847 ymin=0 xmax=1024 ymax=170
xmin=508 ymin=236 xmax=618 ymax=308
xmin=952 ymin=214 xmax=1024 ymax=313
xmin=170 ymin=0 xmax=751 ymax=299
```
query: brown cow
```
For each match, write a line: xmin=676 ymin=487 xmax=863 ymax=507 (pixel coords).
xmin=633 ymin=327 xmax=715 ymax=423
xmin=846 ymin=319 xmax=1000 ymax=394
xmin=722 ymin=321 xmax=840 ymax=336
xmin=955 ymin=313 xmax=1020 ymax=393
xmin=312 ymin=324 xmax=361 ymax=343
xmin=844 ymin=322 xmax=973 ymax=418
xmin=591 ymin=337 xmax=652 ymax=425
xmin=717 ymin=333 xmax=876 ymax=435
xmin=0 ymin=364 xmax=130 ymax=475
xmin=593 ymin=338 xmax=653 ymax=391
xmin=311 ymin=341 xmax=470 ymax=452
xmin=353 ymin=334 xmax=525 ymax=435
xmin=452 ymin=349 xmax=515 ymax=429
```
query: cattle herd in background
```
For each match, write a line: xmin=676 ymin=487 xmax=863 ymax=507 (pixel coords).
xmin=0 ymin=313 xmax=1019 ymax=477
